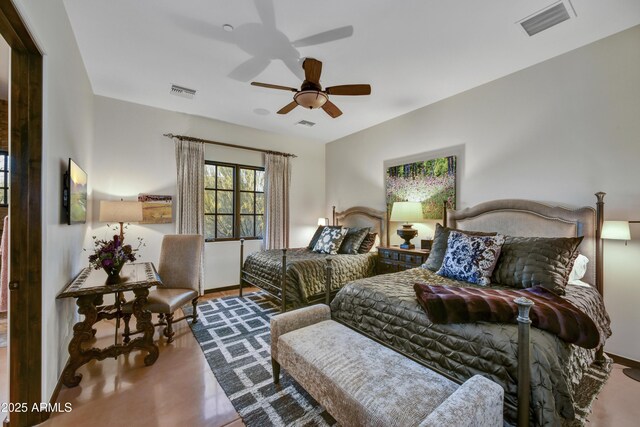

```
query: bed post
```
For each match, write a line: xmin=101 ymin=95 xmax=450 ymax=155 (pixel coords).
xmin=595 ymin=192 xmax=605 ymax=296
xmin=239 ymin=238 xmax=245 ymax=297
xmin=281 ymin=248 xmax=287 ymax=312
xmin=332 ymin=206 xmax=336 ymax=226
xmin=442 ymin=201 xmax=448 ymax=227
xmin=325 ymin=257 xmax=333 ymax=305
xmin=515 ymin=297 xmax=533 ymax=427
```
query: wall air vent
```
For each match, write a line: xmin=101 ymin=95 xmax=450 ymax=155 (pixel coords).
xmin=296 ymin=120 xmax=316 ymax=127
xmin=519 ymin=1 xmax=574 ymax=37
xmin=170 ymin=84 xmax=197 ymax=99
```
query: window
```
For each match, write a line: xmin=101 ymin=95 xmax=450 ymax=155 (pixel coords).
xmin=0 ymin=150 xmax=7 ymax=207
xmin=204 ymin=161 xmax=265 ymax=241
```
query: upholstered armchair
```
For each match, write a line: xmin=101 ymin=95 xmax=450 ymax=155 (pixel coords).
xmin=123 ymin=234 xmax=203 ymax=343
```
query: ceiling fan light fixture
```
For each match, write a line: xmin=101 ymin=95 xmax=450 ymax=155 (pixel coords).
xmin=294 ymin=90 xmax=328 ymax=109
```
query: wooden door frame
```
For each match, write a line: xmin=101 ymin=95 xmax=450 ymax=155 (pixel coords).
xmin=0 ymin=1 xmax=43 ymax=426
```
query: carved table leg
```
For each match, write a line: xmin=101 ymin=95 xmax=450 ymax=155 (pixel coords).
xmin=61 ymin=294 xmax=101 ymax=387
xmin=131 ymin=288 xmax=159 ymax=366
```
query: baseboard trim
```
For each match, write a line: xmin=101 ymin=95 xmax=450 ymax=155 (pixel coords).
xmin=40 ymin=357 xmax=68 ymax=423
xmin=606 ymin=352 xmax=640 ymax=369
xmin=203 ymin=284 xmax=241 ymax=294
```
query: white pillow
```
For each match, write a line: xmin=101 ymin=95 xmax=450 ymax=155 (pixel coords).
xmin=568 ymin=254 xmax=589 ymax=284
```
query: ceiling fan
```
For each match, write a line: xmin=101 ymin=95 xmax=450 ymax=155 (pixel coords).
xmin=251 ymin=58 xmax=371 ymax=118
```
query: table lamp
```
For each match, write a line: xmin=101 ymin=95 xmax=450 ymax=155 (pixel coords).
xmin=601 ymin=220 xmax=638 ymax=381
xmin=390 ymin=201 xmax=423 ymax=249
xmin=99 ymin=200 xmax=143 ymax=242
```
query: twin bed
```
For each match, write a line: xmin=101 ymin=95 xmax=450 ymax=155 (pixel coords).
xmin=240 ymin=195 xmax=612 ymax=427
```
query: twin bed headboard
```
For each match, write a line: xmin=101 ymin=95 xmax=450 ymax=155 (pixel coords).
xmin=445 ymin=198 xmax=600 ymax=291
xmin=333 ymin=206 xmax=388 ymax=247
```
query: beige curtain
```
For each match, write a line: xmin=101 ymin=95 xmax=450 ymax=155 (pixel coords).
xmin=174 ymin=138 xmax=205 ymax=294
xmin=264 ymin=153 xmax=291 ymax=250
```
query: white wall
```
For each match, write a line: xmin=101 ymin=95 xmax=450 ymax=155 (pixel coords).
xmin=91 ymin=96 xmax=325 ymax=289
xmin=326 ymin=26 xmax=640 ymax=362
xmin=14 ymin=0 xmax=95 ymax=400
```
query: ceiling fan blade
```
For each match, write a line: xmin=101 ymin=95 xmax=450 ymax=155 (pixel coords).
xmin=322 ymin=100 xmax=342 ymax=118
xmin=251 ymin=82 xmax=298 ymax=92
xmin=277 ymin=101 xmax=298 ymax=115
xmin=325 ymin=84 xmax=372 ymax=96
xmin=303 ymin=58 xmax=322 ymax=85
xmin=229 ymin=57 xmax=271 ymax=82
xmin=291 ymin=26 xmax=354 ymax=47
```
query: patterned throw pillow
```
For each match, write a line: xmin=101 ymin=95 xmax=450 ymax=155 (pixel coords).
xmin=307 ymin=225 xmax=342 ymax=250
xmin=339 ymin=227 xmax=371 ymax=254
xmin=313 ymin=227 xmax=348 ymax=254
xmin=357 ymin=232 xmax=378 ymax=253
xmin=423 ymin=223 xmax=497 ymax=271
xmin=436 ymin=231 xmax=505 ymax=286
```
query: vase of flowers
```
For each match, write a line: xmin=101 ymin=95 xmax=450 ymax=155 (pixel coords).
xmin=88 ymin=234 xmax=140 ymax=285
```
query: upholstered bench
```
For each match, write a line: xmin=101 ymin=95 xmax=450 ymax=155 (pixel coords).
xmin=271 ymin=305 xmax=504 ymax=427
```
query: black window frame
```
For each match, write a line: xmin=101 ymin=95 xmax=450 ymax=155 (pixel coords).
xmin=0 ymin=150 xmax=7 ymax=207
xmin=204 ymin=161 xmax=265 ymax=242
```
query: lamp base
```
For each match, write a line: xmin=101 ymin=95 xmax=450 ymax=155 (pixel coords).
xmin=623 ymin=367 xmax=640 ymax=382
xmin=397 ymin=224 xmax=418 ymax=250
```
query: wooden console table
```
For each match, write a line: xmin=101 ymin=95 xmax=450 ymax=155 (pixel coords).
xmin=57 ymin=262 xmax=161 ymax=387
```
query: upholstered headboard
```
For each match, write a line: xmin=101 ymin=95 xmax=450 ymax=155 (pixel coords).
xmin=333 ymin=206 xmax=388 ymax=247
xmin=445 ymin=199 xmax=598 ymax=288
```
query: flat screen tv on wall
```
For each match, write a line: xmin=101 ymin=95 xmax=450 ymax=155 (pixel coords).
xmin=63 ymin=158 xmax=87 ymax=225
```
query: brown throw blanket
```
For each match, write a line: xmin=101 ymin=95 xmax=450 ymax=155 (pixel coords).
xmin=414 ymin=283 xmax=600 ymax=349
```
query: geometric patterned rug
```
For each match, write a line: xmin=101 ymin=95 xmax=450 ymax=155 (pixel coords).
xmin=184 ymin=292 xmax=336 ymax=427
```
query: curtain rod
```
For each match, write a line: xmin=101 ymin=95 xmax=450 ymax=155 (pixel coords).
xmin=163 ymin=133 xmax=297 ymax=158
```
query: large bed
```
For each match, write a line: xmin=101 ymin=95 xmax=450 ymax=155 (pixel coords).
xmin=239 ymin=206 xmax=387 ymax=310
xmin=330 ymin=195 xmax=612 ymax=427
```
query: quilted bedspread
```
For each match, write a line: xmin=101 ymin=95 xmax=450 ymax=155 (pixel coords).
xmin=330 ymin=268 xmax=611 ymax=427
xmin=242 ymin=248 xmax=377 ymax=307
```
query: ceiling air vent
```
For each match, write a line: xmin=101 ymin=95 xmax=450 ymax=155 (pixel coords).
xmin=296 ymin=120 xmax=316 ymax=127
xmin=170 ymin=84 xmax=197 ymax=99
xmin=519 ymin=1 xmax=574 ymax=36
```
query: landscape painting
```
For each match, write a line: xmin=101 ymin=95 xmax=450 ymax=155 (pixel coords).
xmin=386 ymin=155 xmax=456 ymax=220
xmin=68 ymin=159 xmax=87 ymax=224
xmin=138 ymin=194 xmax=172 ymax=224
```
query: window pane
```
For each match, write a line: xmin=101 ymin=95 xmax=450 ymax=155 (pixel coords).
xmin=216 ymin=215 xmax=233 ymax=238
xmin=204 ymin=164 xmax=216 ymax=188
xmin=256 ymin=215 xmax=264 ymax=238
xmin=240 ymin=192 xmax=254 ymax=214
xmin=0 ymin=155 xmax=5 ymax=171
xmin=255 ymin=170 xmax=265 ymax=192
xmin=217 ymin=166 xmax=234 ymax=190
xmin=240 ymin=215 xmax=255 ymax=238
xmin=240 ymin=168 xmax=254 ymax=191
xmin=217 ymin=191 xmax=233 ymax=214
xmin=204 ymin=189 xmax=216 ymax=214
xmin=255 ymin=193 xmax=264 ymax=215
xmin=204 ymin=215 xmax=215 ymax=240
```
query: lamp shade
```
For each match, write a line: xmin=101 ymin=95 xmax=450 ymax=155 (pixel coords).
xmin=601 ymin=221 xmax=631 ymax=240
xmin=99 ymin=200 xmax=143 ymax=223
xmin=390 ymin=202 xmax=423 ymax=223
xmin=317 ymin=217 xmax=329 ymax=226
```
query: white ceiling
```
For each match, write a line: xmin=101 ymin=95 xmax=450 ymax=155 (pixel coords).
xmin=63 ymin=0 xmax=640 ymax=143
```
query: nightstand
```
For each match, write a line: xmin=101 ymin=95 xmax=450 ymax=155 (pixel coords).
xmin=377 ymin=246 xmax=430 ymax=274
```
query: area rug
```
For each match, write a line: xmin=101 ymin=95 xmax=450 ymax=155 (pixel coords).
xmin=184 ymin=292 xmax=336 ymax=427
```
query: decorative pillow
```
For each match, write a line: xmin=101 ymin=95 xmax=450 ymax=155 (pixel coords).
xmin=568 ymin=254 xmax=589 ymax=284
xmin=491 ymin=236 xmax=583 ymax=295
xmin=307 ymin=225 xmax=341 ymax=250
xmin=436 ymin=231 xmax=505 ymax=286
xmin=313 ymin=227 xmax=348 ymax=254
xmin=357 ymin=232 xmax=378 ymax=253
xmin=423 ymin=223 xmax=497 ymax=271
xmin=339 ymin=227 xmax=371 ymax=254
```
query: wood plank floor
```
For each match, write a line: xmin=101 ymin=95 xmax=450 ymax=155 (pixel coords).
xmin=40 ymin=287 xmax=639 ymax=427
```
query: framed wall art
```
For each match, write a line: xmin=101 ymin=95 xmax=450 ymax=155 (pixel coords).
xmin=385 ymin=155 xmax=456 ymax=220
